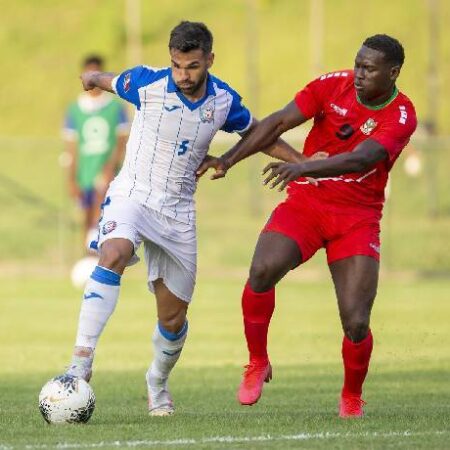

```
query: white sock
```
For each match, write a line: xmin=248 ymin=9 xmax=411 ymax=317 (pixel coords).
xmin=74 ymin=265 xmax=121 ymax=350
xmin=149 ymin=321 xmax=188 ymax=380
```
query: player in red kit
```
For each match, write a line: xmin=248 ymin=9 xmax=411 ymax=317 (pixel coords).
xmin=197 ymin=34 xmax=417 ymax=417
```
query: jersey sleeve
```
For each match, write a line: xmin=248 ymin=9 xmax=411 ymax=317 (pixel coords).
xmin=61 ymin=107 xmax=78 ymax=141
xmin=221 ymin=91 xmax=252 ymax=134
xmin=370 ymin=104 xmax=417 ymax=164
xmin=112 ymin=65 xmax=165 ymax=110
xmin=294 ymin=71 xmax=351 ymax=119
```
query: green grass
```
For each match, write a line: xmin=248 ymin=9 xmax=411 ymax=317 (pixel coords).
xmin=0 ymin=276 xmax=449 ymax=449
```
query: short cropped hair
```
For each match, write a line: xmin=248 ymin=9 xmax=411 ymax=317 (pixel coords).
xmin=363 ymin=34 xmax=405 ymax=67
xmin=169 ymin=21 xmax=213 ymax=54
xmin=83 ymin=54 xmax=104 ymax=68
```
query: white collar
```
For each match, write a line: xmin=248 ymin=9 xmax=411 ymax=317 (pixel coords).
xmin=77 ymin=91 xmax=113 ymax=113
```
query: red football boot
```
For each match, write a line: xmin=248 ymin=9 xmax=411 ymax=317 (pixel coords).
xmin=238 ymin=360 xmax=272 ymax=405
xmin=339 ymin=394 xmax=366 ymax=418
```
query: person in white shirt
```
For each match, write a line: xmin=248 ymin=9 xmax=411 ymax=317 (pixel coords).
xmin=65 ymin=21 xmax=308 ymax=416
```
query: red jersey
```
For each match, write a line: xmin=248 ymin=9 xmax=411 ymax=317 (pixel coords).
xmin=291 ymin=70 xmax=417 ymax=211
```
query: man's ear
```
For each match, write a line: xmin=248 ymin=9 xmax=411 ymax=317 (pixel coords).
xmin=390 ymin=64 xmax=401 ymax=82
xmin=207 ymin=52 xmax=215 ymax=69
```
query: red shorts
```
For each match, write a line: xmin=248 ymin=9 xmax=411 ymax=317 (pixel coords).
xmin=263 ymin=195 xmax=381 ymax=265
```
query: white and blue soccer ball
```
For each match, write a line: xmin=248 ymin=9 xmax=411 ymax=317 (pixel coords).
xmin=70 ymin=256 xmax=98 ymax=289
xmin=38 ymin=374 xmax=95 ymax=424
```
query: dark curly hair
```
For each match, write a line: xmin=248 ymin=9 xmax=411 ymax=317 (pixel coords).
xmin=82 ymin=54 xmax=104 ymax=68
xmin=363 ymin=34 xmax=405 ymax=67
xmin=169 ymin=21 xmax=213 ymax=54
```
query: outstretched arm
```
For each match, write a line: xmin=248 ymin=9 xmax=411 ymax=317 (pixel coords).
xmin=196 ymin=106 xmax=308 ymax=180
xmin=80 ymin=71 xmax=116 ymax=93
xmin=262 ymin=141 xmax=304 ymax=162
xmin=224 ymin=101 xmax=307 ymax=168
xmin=263 ymin=139 xmax=388 ymax=191
xmin=259 ymin=127 xmax=306 ymax=163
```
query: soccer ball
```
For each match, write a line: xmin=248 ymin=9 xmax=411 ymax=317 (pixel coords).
xmin=403 ymin=153 xmax=422 ymax=177
xmin=38 ymin=374 xmax=96 ymax=424
xmin=70 ymin=256 xmax=98 ymax=289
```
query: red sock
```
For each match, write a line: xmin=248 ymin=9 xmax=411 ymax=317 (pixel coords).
xmin=341 ymin=330 xmax=373 ymax=397
xmin=242 ymin=281 xmax=275 ymax=364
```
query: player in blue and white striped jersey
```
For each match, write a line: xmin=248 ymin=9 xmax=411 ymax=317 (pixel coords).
xmin=65 ymin=21 xmax=307 ymax=416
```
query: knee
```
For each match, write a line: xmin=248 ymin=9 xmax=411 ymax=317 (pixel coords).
xmin=159 ymin=310 xmax=187 ymax=335
xmin=342 ymin=315 xmax=370 ymax=342
xmin=99 ymin=244 xmax=130 ymax=274
xmin=249 ymin=261 xmax=277 ymax=292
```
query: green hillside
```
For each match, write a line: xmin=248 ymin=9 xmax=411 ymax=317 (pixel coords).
xmin=1 ymin=0 xmax=449 ymax=136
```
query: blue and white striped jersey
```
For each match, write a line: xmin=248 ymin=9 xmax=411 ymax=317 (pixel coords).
xmin=109 ymin=65 xmax=252 ymax=225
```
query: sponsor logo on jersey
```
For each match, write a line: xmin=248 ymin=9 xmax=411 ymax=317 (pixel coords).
xmin=369 ymin=243 xmax=381 ymax=254
xmin=123 ymin=73 xmax=131 ymax=93
xmin=330 ymin=103 xmax=348 ymax=116
xmin=199 ymin=102 xmax=214 ymax=123
xmin=360 ymin=118 xmax=377 ymax=135
xmin=102 ymin=220 xmax=117 ymax=235
xmin=399 ymin=105 xmax=408 ymax=124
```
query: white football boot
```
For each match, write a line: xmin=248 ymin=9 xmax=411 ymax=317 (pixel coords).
xmin=146 ymin=370 xmax=174 ymax=416
xmin=66 ymin=355 xmax=93 ymax=382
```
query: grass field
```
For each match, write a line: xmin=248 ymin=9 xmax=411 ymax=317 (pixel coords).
xmin=1 ymin=274 xmax=449 ymax=449
xmin=1 ymin=2 xmax=450 ymax=448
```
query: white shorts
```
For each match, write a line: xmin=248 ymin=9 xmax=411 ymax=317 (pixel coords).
xmin=92 ymin=195 xmax=197 ymax=303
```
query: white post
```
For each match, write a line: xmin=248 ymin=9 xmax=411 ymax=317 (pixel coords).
xmin=426 ymin=0 xmax=440 ymax=217
xmin=309 ymin=0 xmax=324 ymax=78
xmin=246 ymin=0 xmax=262 ymax=216
xmin=126 ymin=0 xmax=142 ymax=66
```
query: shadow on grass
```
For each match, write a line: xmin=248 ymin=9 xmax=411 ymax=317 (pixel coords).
xmin=1 ymin=364 xmax=449 ymax=444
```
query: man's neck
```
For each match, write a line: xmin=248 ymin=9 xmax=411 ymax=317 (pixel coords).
xmin=181 ymin=79 xmax=208 ymax=103
xmin=357 ymin=85 xmax=398 ymax=110
xmin=87 ymin=88 xmax=103 ymax=98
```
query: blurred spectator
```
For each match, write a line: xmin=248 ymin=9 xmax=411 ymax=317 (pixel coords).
xmin=62 ymin=55 xmax=129 ymax=250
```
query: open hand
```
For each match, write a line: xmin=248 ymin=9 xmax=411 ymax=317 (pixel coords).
xmin=196 ymin=155 xmax=230 ymax=181
xmin=264 ymin=151 xmax=328 ymax=189
xmin=263 ymin=162 xmax=306 ymax=191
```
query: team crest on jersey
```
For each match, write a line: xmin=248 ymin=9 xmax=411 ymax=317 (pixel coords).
xmin=360 ymin=118 xmax=377 ymax=135
xmin=102 ymin=221 xmax=117 ymax=235
xmin=123 ymin=73 xmax=131 ymax=93
xmin=199 ymin=102 xmax=215 ymax=123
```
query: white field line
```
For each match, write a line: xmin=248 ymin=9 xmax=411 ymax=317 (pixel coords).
xmin=0 ymin=430 xmax=448 ymax=449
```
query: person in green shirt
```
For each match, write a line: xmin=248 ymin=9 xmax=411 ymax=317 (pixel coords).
xmin=62 ymin=55 xmax=129 ymax=250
